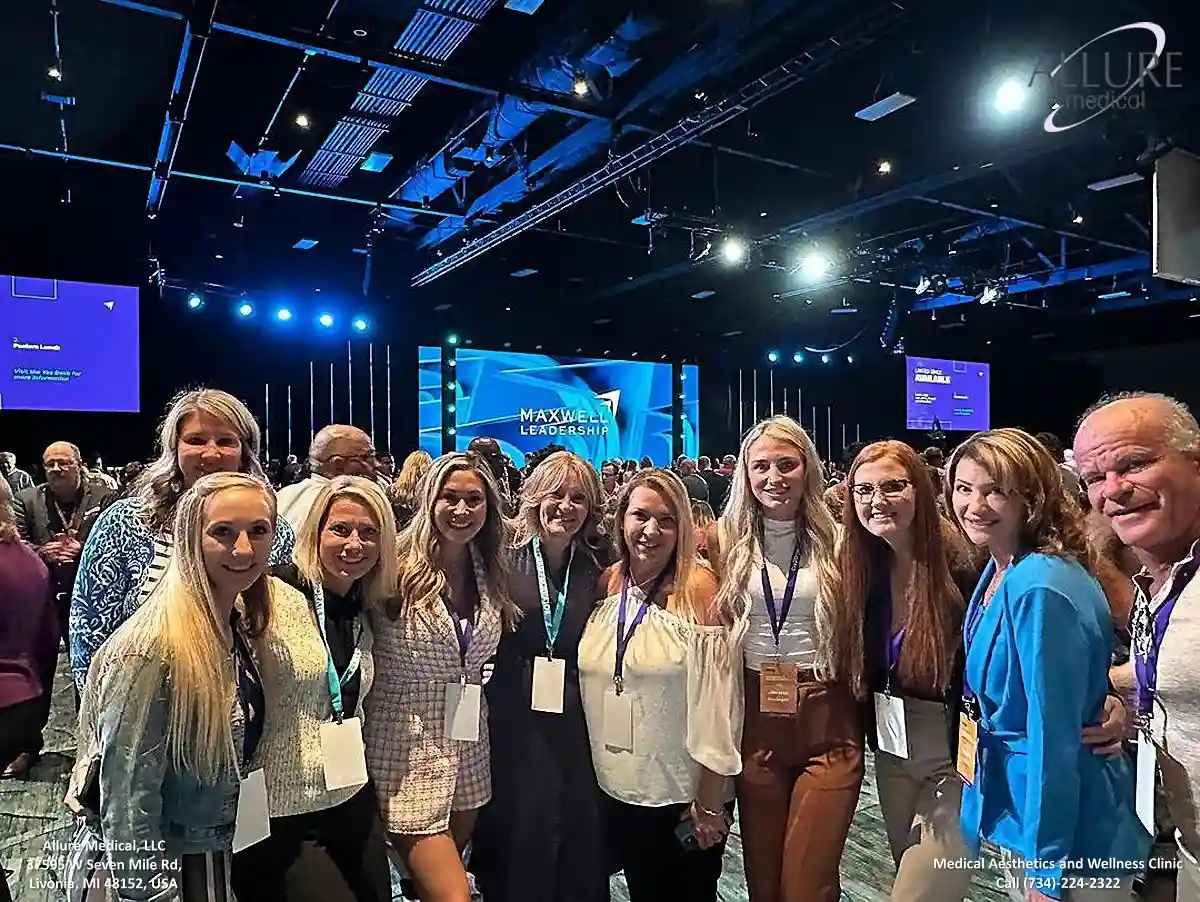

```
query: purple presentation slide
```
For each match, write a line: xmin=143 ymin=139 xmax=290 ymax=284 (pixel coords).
xmin=905 ymin=356 xmax=990 ymax=432
xmin=1 ymin=275 xmax=140 ymax=413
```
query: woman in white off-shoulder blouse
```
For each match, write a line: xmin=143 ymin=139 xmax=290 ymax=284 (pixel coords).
xmin=578 ymin=468 xmax=743 ymax=902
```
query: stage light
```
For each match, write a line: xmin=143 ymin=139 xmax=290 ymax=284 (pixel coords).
xmin=318 ymin=313 xmax=334 ymax=327
xmin=721 ymin=237 xmax=746 ymax=265
xmin=1073 ymin=214 xmax=1084 ymax=225
xmin=448 ymin=427 xmax=457 ymax=436
xmin=994 ymin=79 xmax=1026 ymax=114
xmin=352 ymin=318 xmax=368 ymax=332
xmin=187 ymin=294 xmax=203 ymax=310
xmin=447 ymin=404 xmax=456 ymax=413
xmin=847 ymin=355 xmax=854 ymax=364
xmin=446 ymin=333 xmax=459 ymax=345
xmin=877 ymin=160 xmax=892 ymax=174
xmin=572 ymin=73 xmax=589 ymax=96
xmin=821 ymin=354 xmax=830 ymax=364
xmin=446 ymin=381 xmax=456 ymax=390
xmin=792 ymin=351 xmax=804 ymax=363
xmin=48 ymin=65 xmax=62 ymax=80
xmin=295 ymin=114 xmax=311 ymax=129
xmin=237 ymin=303 xmax=253 ymax=317
xmin=276 ymin=308 xmax=292 ymax=321
xmin=800 ymin=251 xmax=829 ymax=281
xmin=766 ymin=350 xmax=779 ymax=363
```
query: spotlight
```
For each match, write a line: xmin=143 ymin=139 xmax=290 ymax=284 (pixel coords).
xmin=447 ymin=404 xmax=456 ymax=413
xmin=800 ymin=251 xmax=829 ymax=281
xmin=352 ymin=317 xmax=368 ymax=332
xmin=295 ymin=114 xmax=311 ymax=128
xmin=276 ymin=308 xmax=293 ymax=321
xmin=766 ymin=350 xmax=780 ymax=363
xmin=48 ymin=65 xmax=62 ymax=80
xmin=237 ymin=303 xmax=253 ymax=317
xmin=187 ymin=293 xmax=203 ymax=310
xmin=847 ymin=355 xmax=854 ymax=364
xmin=1073 ymin=214 xmax=1084 ymax=225
xmin=994 ymin=79 xmax=1026 ymax=114
xmin=318 ymin=313 xmax=334 ymax=327
xmin=792 ymin=351 xmax=804 ymax=363
xmin=821 ymin=354 xmax=830 ymax=364
xmin=572 ymin=73 xmax=589 ymax=97
xmin=721 ymin=237 xmax=746 ymax=265
xmin=877 ymin=160 xmax=892 ymax=175
xmin=446 ymin=333 xmax=459 ymax=345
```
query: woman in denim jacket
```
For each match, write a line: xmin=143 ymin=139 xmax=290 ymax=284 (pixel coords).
xmin=68 ymin=472 xmax=277 ymax=902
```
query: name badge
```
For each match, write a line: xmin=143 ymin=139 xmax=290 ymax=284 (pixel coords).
xmin=444 ymin=682 xmax=482 ymax=742
xmin=319 ymin=716 xmax=369 ymax=792
xmin=956 ymin=713 xmax=978 ymax=785
xmin=531 ymin=657 xmax=566 ymax=714
xmin=759 ymin=661 xmax=798 ymax=715
xmin=232 ymin=768 xmax=271 ymax=853
xmin=873 ymin=692 xmax=909 ymax=759
xmin=601 ymin=688 xmax=634 ymax=751
xmin=1136 ymin=730 xmax=1157 ymax=835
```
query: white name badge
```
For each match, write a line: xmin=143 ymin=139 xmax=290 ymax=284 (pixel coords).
xmin=232 ymin=768 xmax=271 ymax=853
xmin=873 ymin=692 xmax=909 ymax=759
xmin=444 ymin=682 xmax=482 ymax=742
xmin=602 ymin=689 xmax=634 ymax=751
xmin=531 ymin=657 xmax=566 ymax=714
xmin=320 ymin=716 xmax=369 ymax=792
xmin=1136 ymin=731 xmax=1157 ymax=835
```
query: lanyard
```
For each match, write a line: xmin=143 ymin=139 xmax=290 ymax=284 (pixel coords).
xmin=231 ymin=629 xmax=260 ymax=768
xmin=532 ymin=537 xmax=575 ymax=658
xmin=311 ymin=583 xmax=363 ymax=722
xmin=760 ymin=544 xmax=802 ymax=647
xmin=613 ymin=577 xmax=650 ymax=695
xmin=1133 ymin=559 xmax=1200 ymax=719
xmin=446 ymin=599 xmax=476 ymax=672
xmin=885 ymin=629 xmax=905 ymax=693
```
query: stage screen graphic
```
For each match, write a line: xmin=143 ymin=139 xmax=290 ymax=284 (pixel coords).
xmin=905 ymin=356 xmax=990 ymax=432
xmin=682 ymin=364 xmax=700 ymax=459
xmin=417 ymin=345 xmax=443 ymax=456
xmin=1 ymin=274 xmax=140 ymax=412
xmin=454 ymin=349 xmax=673 ymax=467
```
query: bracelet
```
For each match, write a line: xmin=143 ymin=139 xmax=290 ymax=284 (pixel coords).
xmin=694 ymin=800 xmax=724 ymax=820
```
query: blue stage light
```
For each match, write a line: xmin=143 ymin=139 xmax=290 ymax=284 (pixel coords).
xmin=792 ymin=351 xmax=804 ymax=363
xmin=276 ymin=308 xmax=293 ymax=322
xmin=237 ymin=303 xmax=253 ymax=317
xmin=821 ymin=354 xmax=830 ymax=364
xmin=352 ymin=317 xmax=368 ymax=332
xmin=766 ymin=350 xmax=779 ymax=363
xmin=446 ymin=333 xmax=459 ymax=345
xmin=318 ymin=313 xmax=334 ymax=327
xmin=187 ymin=293 xmax=203 ymax=310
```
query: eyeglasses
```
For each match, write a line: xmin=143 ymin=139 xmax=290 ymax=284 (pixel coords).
xmin=851 ymin=478 xmax=912 ymax=500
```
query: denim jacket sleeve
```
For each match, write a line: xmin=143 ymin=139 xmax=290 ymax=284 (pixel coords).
xmin=96 ymin=653 xmax=182 ymax=902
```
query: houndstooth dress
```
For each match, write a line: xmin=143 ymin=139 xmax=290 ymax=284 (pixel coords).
xmin=364 ymin=548 xmax=503 ymax=835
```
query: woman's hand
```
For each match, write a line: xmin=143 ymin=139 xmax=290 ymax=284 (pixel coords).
xmin=685 ymin=802 xmax=729 ymax=851
xmin=1082 ymin=694 xmax=1128 ymax=757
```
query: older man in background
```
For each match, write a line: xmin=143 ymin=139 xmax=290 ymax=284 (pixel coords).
xmin=1075 ymin=392 xmax=1200 ymax=902
xmin=276 ymin=424 xmax=377 ymax=530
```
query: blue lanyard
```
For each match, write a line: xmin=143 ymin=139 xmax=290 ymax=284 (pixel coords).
xmin=532 ymin=537 xmax=575 ymax=657
xmin=761 ymin=544 xmax=802 ymax=647
xmin=311 ymin=583 xmax=363 ymax=723
xmin=614 ymin=577 xmax=650 ymax=695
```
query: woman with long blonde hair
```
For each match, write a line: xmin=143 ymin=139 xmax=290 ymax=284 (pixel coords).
xmin=391 ymin=449 xmax=433 ymax=529
xmin=233 ymin=476 xmax=398 ymax=901
xmin=67 ymin=472 xmax=277 ymax=901
xmin=578 ymin=468 xmax=741 ymax=901
xmin=707 ymin=414 xmax=859 ymax=902
xmin=473 ymin=451 xmax=610 ymax=902
xmin=70 ymin=388 xmax=296 ymax=693
xmin=365 ymin=452 xmax=514 ymax=902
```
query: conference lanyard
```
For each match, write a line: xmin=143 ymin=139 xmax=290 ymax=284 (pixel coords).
xmin=761 ymin=545 xmax=802 ymax=647
xmin=885 ymin=629 xmax=905 ymax=694
xmin=446 ymin=598 xmax=476 ymax=672
xmin=311 ymin=583 xmax=363 ymax=723
xmin=532 ymin=537 xmax=575 ymax=657
xmin=613 ymin=577 xmax=650 ymax=696
xmin=1133 ymin=558 xmax=1200 ymax=721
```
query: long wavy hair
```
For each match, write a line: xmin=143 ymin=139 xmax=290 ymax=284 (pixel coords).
xmin=946 ymin=428 xmax=1096 ymax=573
xmin=293 ymin=476 xmax=399 ymax=611
xmin=716 ymin=415 xmax=841 ymax=677
xmin=612 ymin=468 xmax=702 ymax=620
xmin=83 ymin=472 xmax=274 ymax=783
xmin=391 ymin=450 xmax=433 ymax=511
xmin=392 ymin=452 xmax=516 ymax=624
xmin=509 ymin=451 xmax=607 ymax=557
xmin=135 ymin=388 xmax=265 ymax=533
xmin=833 ymin=441 xmax=965 ymax=700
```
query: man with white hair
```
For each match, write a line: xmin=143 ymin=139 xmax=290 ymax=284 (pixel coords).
xmin=1075 ymin=392 xmax=1200 ymax=901
xmin=276 ymin=425 xmax=377 ymax=531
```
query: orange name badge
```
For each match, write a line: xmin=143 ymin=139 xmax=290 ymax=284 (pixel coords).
xmin=956 ymin=712 xmax=979 ymax=785
xmin=759 ymin=661 xmax=798 ymax=715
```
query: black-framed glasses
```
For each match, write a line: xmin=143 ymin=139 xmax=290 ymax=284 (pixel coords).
xmin=851 ymin=478 xmax=912 ymax=500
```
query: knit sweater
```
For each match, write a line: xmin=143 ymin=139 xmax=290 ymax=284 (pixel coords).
xmin=251 ymin=576 xmax=375 ymax=818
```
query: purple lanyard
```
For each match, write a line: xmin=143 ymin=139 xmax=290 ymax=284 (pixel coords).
xmin=614 ymin=577 xmax=650 ymax=695
xmin=761 ymin=545 xmax=802 ymax=647
xmin=886 ymin=629 xmax=905 ymax=690
xmin=1134 ymin=559 xmax=1200 ymax=718
xmin=446 ymin=600 xmax=476 ymax=670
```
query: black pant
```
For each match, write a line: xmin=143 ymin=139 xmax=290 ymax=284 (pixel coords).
xmin=604 ymin=794 xmax=732 ymax=902
xmin=230 ymin=783 xmax=391 ymax=902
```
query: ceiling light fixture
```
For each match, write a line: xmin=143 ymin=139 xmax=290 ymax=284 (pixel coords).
xmin=994 ymin=78 xmax=1026 ymax=114
xmin=295 ymin=114 xmax=311 ymax=128
xmin=572 ymin=73 xmax=589 ymax=96
xmin=48 ymin=64 xmax=62 ymax=80
xmin=721 ymin=237 xmax=746 ymax=265
xmin=352 ymin=28 xmax=367 ymax=37
xmin=877 ymin=160 xmax=892 ymax=174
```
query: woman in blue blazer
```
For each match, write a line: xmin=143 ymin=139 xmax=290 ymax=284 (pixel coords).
xmin=946 ymin=428 xmax=1148 ymax=902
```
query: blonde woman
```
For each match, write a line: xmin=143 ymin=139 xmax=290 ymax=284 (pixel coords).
xmin=232 ymin=476 xmax=397 ymax=901
xmin=472 ymin=451 xmax=610 ymax=902
xmin=390 ymin=450 xmax=433 ymax=530
xmin=365 ymin=452 xmax=515 ymax=902
xmin=579 ymin=469 xmax=742 ymax=902
xmin=67 ymin=472 xmax=276 ymax=901
xmin=70 ymin=388 xmax=296 ymax=693
xmin=707 ymin=415 xmax=860 ymax=902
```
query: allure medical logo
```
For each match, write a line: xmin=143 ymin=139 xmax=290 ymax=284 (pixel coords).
xmin=1030 ymin=22 xmax=1178 ymax=133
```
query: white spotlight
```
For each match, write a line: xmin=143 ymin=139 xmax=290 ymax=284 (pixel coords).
xmin=295 ymin=113 xmax=311 ymax=128
xmin=994 ymin=79 xmax=1026 ymax=114
xmin=800 ymin=251 xmax=829 ymax=281
xmin=572 ymin=74 xmax=589 ymax=96
xmin=721 ymin=237 xmax=746 ymax=265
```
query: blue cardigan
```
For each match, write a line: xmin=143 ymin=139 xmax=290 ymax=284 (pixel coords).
xmin=961 ymin=552 xmax=1149 ymax=899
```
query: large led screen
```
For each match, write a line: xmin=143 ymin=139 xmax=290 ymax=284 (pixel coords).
xmin=1 ymin=274 xmax=140 ymax=412
xmin=905 ymin=355 xmax=990 ymax=432
xmin=454 ymin=349 xmax=674 ymax=467
xmin=417 ymin=345 xmax=443 ymax=456
xmin=682 ymin=364 xmax=700 ymax=459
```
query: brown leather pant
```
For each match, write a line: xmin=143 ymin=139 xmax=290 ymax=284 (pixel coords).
xmin=737 ymin=668 xmax=864 ymax=902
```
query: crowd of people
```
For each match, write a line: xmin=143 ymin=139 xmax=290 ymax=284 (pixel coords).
xmin=1 ymin=385 xmax=1198 ymax=902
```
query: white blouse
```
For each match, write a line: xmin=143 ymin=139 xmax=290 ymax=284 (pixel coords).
xmin=743 ymin=517 xmax=819 ymax=671
xmin=578 ymin=583 xmax=743 ymax=807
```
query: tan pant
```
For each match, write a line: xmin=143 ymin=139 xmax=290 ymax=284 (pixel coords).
xmin=873 ymin=697 xmax=973 ymax=902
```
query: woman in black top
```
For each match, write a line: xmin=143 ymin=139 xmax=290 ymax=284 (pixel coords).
xmin=472 ymin=451 xmax=611 ymax=902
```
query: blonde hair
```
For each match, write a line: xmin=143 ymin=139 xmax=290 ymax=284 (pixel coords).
xmin=946 ymin=427 xmax=1096 ymax=572
xmin=612 ymin=468 xmax=702 ymax=620
xmin=85 ymin=472 xmax=275 ymax=783
xmin=293 ymin=476 xmax=399 ymax=611
xmin=510 ymin=451 xmax=607 ymax=557
xmin=136 ymin=388 xmax=266 ymax=532
xmin=392 ymin=450 xmax=433 ymax=510
xmin=393 ymin=453 xmax=516 ymax=624
xmin=716 ymin=415 xmax=841 ymax=677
